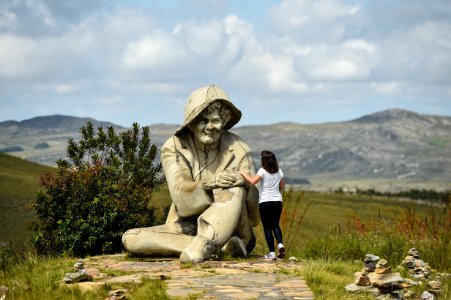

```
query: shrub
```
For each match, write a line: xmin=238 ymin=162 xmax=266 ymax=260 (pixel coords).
xmin=29 ymin=122 xmax=165 ymax=257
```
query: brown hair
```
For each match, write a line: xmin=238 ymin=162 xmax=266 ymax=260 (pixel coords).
xmin=261 ymin=150 xmax=279 ymax=174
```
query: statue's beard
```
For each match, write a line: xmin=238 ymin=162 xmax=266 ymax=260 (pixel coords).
xmin=200 ymin=134 xmax=218 ymax=145
xmin=197 ymin=131 xmax=221 ymax=147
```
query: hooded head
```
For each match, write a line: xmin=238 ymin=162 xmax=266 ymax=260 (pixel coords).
xmin=175 ymin=85 xmax=242 ymax=136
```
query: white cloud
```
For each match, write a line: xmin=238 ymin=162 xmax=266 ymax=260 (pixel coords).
xmin=342 ymin=39 xmax=375 ymax=53
xmin=271 ymin=0 xmax=360 ymax=29
xmin=54 ymin=84 xmax=77 ymax=94
xmin=371 ymin=82 xmax=402 ymax=94
xmin=0 ymin=0 xmax=450 ymax=126
xmin=0 ymin=8 xmax=16 ymax=29
xmin=173 ymin=19 xmax=223 ymax=57
xmin=310 ymin=59 xmax=365 ymax=80
xmin=95 ymin=95 xmax=123 ymax=105
xmin=122 ymin=32 xmax=188 ymax=71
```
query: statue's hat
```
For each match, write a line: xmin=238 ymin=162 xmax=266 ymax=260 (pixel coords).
xmin=175 ymin=85 xmax=242 ymax=136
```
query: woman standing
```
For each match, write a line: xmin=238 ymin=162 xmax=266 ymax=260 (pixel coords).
xmin=240 ymin=150 xmax=286 ymax=260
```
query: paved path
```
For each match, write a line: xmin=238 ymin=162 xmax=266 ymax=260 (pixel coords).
xmin=75 ymin=254 xmax=315 ymax=299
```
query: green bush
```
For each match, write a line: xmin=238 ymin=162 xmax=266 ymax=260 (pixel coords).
xmin=29 ymin=122 xmax=165 ymax=257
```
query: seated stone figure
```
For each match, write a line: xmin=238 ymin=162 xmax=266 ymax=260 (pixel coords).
xmin=122 ymin=85 xmax=259 ymax=263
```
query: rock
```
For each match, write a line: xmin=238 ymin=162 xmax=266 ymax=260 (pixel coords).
xmin=375 ymin=293 xmax=396 ymax=299
xmin=73 ymin=259 xmax=84 ymax=270
xmin=370 ymin=272 xmax=405 ymax=293
xmin=106 ymin=288 xmax=128 ymax=300
xmin=364 ymin=254 xmax=380 ymax=272
xmin=376 ymin=259 xmax=389 ymax=268
xmin=375 ymin=266 xmax=391 ymax=274
xmin=407 ymin=248 xmax=420 ymax=258
xmin=427 ymin=280 xmax=440 ymax=289
xmin=401 ymin=256 xmax=416 ymax=269
xmin=344 ymin=283 xmax=378 ymax=294
xmin=420 ymin=290 xmax=435 ymax=300
xmin=427 ymin=280 xmax=442 ymax=295
xmin=354 ymin=272 xmax=371 ymax=286
xmin=375 ymin=258 xmax=392 ymax=274
xmin=63 ymin=272 xmax=93 ymax=284
xmin=403 ymin=278 xmax=418 ymax=286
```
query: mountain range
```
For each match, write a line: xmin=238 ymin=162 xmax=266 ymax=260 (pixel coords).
xmin=1 ymin=109 xmax=450 ymax=192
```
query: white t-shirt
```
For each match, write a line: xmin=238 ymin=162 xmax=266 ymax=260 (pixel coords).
xmin=257 ymin=168 xmax=283 ymax=203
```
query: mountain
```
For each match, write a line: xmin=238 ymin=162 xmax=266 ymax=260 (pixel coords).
xmin=0 ymin=115 xmax=125 ymax=166
xmin=233 ymin=109 xmax=451 ymax=190
xmin=1 ymin=109 xmax=450 ymax=191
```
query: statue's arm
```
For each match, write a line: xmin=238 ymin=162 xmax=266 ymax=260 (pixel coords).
xmin=161 ymin=138 xmax=212 ymax=218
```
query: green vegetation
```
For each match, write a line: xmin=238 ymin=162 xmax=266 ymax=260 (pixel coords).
xmin=1 ymin=149 xmax=450 ymax=299
xmin=0 ymin=153 xmax=54 ymax=243
xmin=29 ymin=122 xmax=165 ymax=256
xmin=0 ymin=246 xmax=169 ymax=300
xmin=279 ymin=189 xmax=450 ymax=299
xmin=350 ymin=188 xmax=449 ymax=203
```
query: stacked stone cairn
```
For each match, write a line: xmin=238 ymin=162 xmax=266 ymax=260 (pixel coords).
xmin=63 ymin=259 xmax=93 ymax=284
xmin=345 ymin=248 xmax=446 ymax=299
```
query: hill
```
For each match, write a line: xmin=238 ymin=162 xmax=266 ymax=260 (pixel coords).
xmin=1 ymin=109 xmax=450 ymax=191
xmin=234 ymin=109 xmax=451 ymax=191
xmin=0 ymin=153 xmax=54 ymax=243
xmin=0 ymin=115 xmax=125 ymax=166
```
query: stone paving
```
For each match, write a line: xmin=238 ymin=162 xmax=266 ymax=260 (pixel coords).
xmin=74 ymin=254 xmax=315 ymax=299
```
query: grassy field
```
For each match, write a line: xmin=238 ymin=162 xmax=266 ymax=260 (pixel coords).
xmin=0 ymin=153 xmax=54 ymax=243
xmin=1 ymin=154 xmax=449 ymax=299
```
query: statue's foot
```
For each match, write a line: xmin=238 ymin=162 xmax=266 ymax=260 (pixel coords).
xmin=221 ymin=236 xmax=247 ymax=258
xmin=180 ymin=236 xmax=215 ymax=263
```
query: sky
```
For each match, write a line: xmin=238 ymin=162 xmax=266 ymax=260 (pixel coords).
xmin=1 ymin=0 xmax=450 ymax=127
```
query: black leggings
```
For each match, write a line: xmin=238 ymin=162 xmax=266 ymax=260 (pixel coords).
xmin=259 ymin=201 xmax=283 ymax=252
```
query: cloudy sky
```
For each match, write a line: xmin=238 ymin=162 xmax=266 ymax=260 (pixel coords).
xmin=1 ymin=0 xmax=450 ymax=127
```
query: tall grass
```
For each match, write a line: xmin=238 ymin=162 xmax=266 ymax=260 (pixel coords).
xmin=278 ymin=189 xmax=450 ymax=299
xmin=280 ymin=190 xmax=312 ymax=253
xmin=278 ymin=189 xmax=450 ymax=272
xmin=300 ymin=260 xmax=375 ymax=300
xmin=0 ymin=243 xmax=169 ymax=300
xmin=252 ymin=189 xmax=312 ymax=256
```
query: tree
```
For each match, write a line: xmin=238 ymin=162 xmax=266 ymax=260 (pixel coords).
xmin=29 ymin=122 xmax=165 ymax=256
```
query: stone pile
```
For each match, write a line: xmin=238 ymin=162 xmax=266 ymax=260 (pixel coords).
xmin=63 ymin=259 xmax=93 ymax=284
xmin=345 ymin=248 xmax=446 ymax=299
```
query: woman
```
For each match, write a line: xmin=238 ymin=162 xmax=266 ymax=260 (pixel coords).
xmin=240 ymin=150 xmax=286 ymax=260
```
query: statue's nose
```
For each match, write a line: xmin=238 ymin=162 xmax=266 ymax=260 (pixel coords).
xmin=205 ymin=122 xmax=215 ymax=130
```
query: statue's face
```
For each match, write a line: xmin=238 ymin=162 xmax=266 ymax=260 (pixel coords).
xmin=189 ymin=108 xmax=224 ymax=146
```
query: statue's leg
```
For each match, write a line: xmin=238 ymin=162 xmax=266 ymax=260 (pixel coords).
xmin=180 ymin=187 xmax=247 ymax=263
xmin=122 ymin=220 xmax=196 ymax=256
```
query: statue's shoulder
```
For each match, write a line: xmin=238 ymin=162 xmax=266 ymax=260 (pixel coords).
xmin=222 ymin=131 xmax=251 ymax=152
xmin=162 ymin=135 xmax=191 ymax=151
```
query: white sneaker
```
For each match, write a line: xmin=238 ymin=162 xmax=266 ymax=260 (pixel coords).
xmin=278 ymin=244 xmax=286 ymax=259
xmin=263 ymin=252 xmax=277 ymax=260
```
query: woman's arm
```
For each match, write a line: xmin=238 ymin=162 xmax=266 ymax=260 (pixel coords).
xmin=279 ymin=178 xmax=285 ymax=191
xmin=240 ymin=172 xmax=261 ymax=185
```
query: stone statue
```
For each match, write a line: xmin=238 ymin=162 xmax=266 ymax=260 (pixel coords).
xmin=122 ymin=85 xmax=259 ymax=263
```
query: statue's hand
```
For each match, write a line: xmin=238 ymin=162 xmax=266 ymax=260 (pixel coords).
xmin=215 ymin=172 xmax=237 ymax=188
xmin=202 ymin=171 xmax=246 ymax=190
